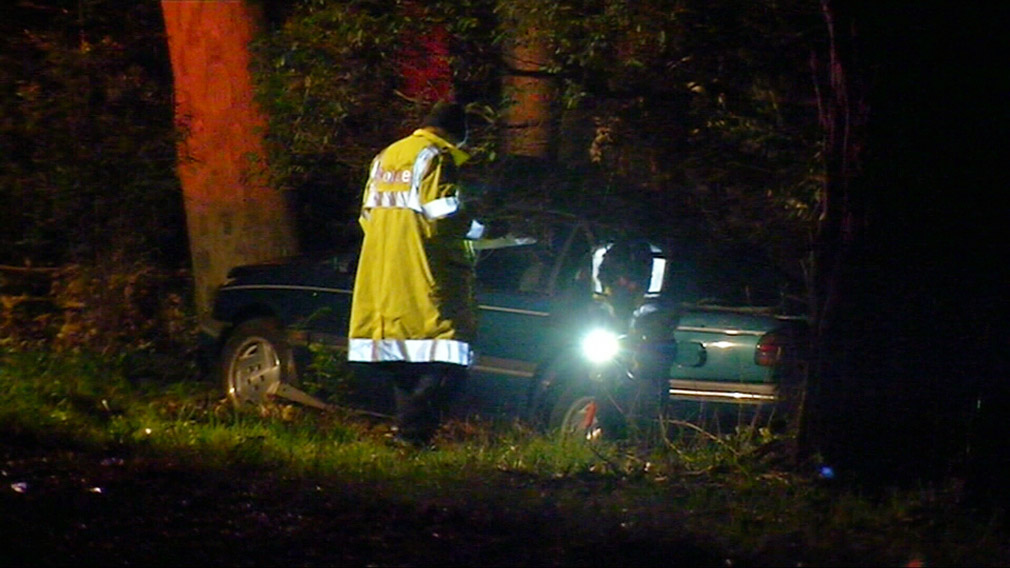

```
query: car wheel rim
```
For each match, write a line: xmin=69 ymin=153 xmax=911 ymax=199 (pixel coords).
xmin=227 ymin=335 xmax=281 ymax=405
xmin=563 ymin=396 xmax=603 ymax=441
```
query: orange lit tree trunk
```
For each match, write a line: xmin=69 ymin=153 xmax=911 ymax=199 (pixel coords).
xmin=161 ymin=0 xmax=297 ymax=320
xmin=501 ymin=13 xmax=555 ymax=159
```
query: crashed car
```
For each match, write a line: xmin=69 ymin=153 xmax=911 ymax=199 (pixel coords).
xmin=204 ymin=223 xmax=807 ymax=436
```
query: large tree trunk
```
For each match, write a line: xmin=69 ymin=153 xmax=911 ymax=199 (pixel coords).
xmin=800 ymin=1 xmax=996 ymax=484
xmin=809 ymin=0 xmax=868 ymax=341
xmin=161 ymin=0 xmax=297 ymax=321
xmin=797 ymin=0 xmax=869 ymax=465
xmin=500 ymin=15 xmax=555 ymax=159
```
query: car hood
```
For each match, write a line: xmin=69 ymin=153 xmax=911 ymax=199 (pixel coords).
xmin=223 ymin=251 xmax=357 ymax=288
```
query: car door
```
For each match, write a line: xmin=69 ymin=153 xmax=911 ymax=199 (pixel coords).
xmin=465 ymin=227 xmax=594 ymax=415
xmin=473 ymin=242 xmax=554 ymax=381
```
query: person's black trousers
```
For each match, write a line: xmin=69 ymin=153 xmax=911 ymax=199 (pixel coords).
xmin=375 ymin=361 xmax=466 ymax=445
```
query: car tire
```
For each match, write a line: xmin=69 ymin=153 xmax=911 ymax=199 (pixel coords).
xmin=548 ymin=382 xmax=625 ymax=441
xmin=220 ymin=318 xmax=297 ymax=406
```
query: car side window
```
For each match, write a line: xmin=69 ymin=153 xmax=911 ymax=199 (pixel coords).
xmin=476 ymin=246 xmax=550 ymax=295
xmin=474 ymin=224 xmax=596 ymax=297
xmin=329 ymin=252 xmax=358 ymax=275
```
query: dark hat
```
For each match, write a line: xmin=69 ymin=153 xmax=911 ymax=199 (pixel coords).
xmin=421 ymin=101 xmax=467 ymax=143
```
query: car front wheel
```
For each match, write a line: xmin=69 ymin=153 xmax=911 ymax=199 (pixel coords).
xmin=220 ymin=319 xmax=296 ymax=406
xmin=549 ymin=382 xmax=625 ymax=441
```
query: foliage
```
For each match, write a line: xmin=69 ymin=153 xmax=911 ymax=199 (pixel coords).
xmin=253 ymin=0 xmax=822 ymax=284
xmin=252 ymin=0 xmax=502 ymax=250
xmin=1 ymin=257 xmax=198 ymax=362
xmin=0 ymin=0 xmax=185 ymax=266
xmin=0 ymin=0 xmax=824 ymax=286
xmin=304 ymin=343 xmax=358 ymax=401
xmin=494 ymin=0 xmax=823 ymax=270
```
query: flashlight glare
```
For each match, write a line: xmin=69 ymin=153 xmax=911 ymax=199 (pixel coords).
xmin=582 ymin=329 xmax=620 ymax=364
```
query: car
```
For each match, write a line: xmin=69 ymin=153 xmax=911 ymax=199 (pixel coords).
xmin=204 ymin=223 xmax=808 ymax=437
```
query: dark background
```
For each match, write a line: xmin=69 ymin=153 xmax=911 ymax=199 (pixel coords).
xmin=813 ymin=3 xmax=1008 ymax=495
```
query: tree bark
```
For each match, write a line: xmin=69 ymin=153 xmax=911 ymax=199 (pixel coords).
xmin=500 ymin=15 xmax=555 ymax=159
xmin=797 ymin=0 xmax=869 ymax=462
xmin=161 ymin=0 xmax=298 ymax=321
xmin=810 ymin=0 xmax=867 ymax=337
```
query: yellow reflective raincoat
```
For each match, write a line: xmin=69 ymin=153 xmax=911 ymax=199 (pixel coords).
xmin=348 ymin=128 xmax=485 ymax=365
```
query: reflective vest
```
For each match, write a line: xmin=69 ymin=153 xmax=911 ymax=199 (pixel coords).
xmin=348 ymin=129 xmax=485 ymax=365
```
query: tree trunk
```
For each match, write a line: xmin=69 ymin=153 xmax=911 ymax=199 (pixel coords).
xmin=803 ymin=2 xmax=1006 ymax=486
xmin=798 ymin=0 xmax=868 ymax=462
xmin=161 ymin=0 xmax=298 ymax=321
xmin=500 ymin=15 xmax=555 ymax=159
xmin=810 ymin=0 xmax=868 ymax=338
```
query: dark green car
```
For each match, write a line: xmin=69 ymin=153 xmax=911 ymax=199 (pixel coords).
xmin=206 ymin=224 xmax=807 ymax=436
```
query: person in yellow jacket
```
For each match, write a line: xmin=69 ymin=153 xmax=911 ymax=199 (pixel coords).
xmin=348 ymin=101 xmax=485 ymax=445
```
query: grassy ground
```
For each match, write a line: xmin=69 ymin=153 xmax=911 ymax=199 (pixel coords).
xmin=1 ymin=349 xmax=1008 ymax=566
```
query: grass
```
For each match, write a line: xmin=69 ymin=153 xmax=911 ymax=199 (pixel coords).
xmin=2 ymin=347 xmax=1008 ymax=566
xmin=0 ymin=348 xmax=608 ymax=483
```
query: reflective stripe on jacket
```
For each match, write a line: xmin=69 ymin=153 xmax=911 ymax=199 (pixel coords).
xmin=348 ymin=129 xmax=484 ymax=365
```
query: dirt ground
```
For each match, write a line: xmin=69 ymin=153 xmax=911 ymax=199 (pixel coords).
xmin=1 ymin=435 xmax=732 ymax=567
xmin=5 ymin=429 xmax=1008 ymax=568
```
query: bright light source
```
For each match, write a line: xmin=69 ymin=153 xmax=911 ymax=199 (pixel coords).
xmin=582 ymin=328 xmax=620 ymax=364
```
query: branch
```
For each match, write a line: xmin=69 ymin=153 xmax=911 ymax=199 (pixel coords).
xmin=0 ymin=265 xmax=60 ymax=274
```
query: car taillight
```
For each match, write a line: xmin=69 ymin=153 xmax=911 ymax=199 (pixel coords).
xmin=755 ymin=332 xmax=784 ymax=367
